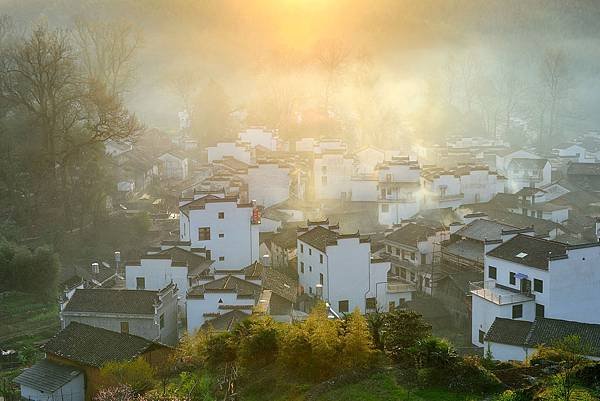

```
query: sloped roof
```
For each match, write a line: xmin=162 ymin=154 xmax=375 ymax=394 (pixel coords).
xmin=272 ymin=228 xmax=298 ymax=249
xmin=63 ymin=288 xmax=160 ymax=315
xmin=486 ymin=317 xmax=600 ymax=356
xmin=567 ymin=163 xmax=600 ymax=176
xmin=14 ymin=359 xmax=82 ymax=392
xmin=385 ymin=223 xmax=438 ymax=247
xmin=454 ymin=219 xmax=519 ymax=242
xmin=188 ymin=275 xmax=261 ymax=298
xmin=156 ymin=247 xmax=211 ymax=275
xmin=508 ymin=158 xmax=549 ymax=170
xmin=262 ymin=268 xmax=297 ymax=302
xmin=201 ymin=309 xmax=250 ymax=331
xmin=486 ymin=234 xmax=568 ymax=270
xmin=42 ymin=323 xmax=164 ymax=367
xmin=297 ymin=226 xmax=338 ymax=252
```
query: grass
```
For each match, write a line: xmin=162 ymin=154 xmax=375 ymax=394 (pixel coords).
xmin=0 ymin=291 xmax=60 ymax=379
xmin=314 ymin=372 xmax=482 ymax=401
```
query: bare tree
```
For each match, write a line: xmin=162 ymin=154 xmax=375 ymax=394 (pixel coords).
xmin=168 ymin=69 xmax=200 ymax=115
xmin=315 ymin=38 xmax=351 ymax=112
xmin=72 ymin=18 xmax=141 ymax=97
xmin=541 ymin=48 xmax=569 ymax=142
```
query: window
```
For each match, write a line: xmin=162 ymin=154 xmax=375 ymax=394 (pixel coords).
xmin=536 ymin=303 xmax=545 ymax=318
xmin=321 ymin=176 xmax=328 ymax=185
xmin=218 ymin=212 xmax=225 ymax=219
xmin=512 ymin=304 xmax=523 ymax=319
xmin=136 ymin=277 xmax=145 ymax=290
xmin=410 ymin=252 xmax=415 ymax=260
xmin=386 ymin=245 xmax=392 ymax=252
xmin=120 ymin=321 xmax=129 ymax=334
xmin=488 ymin=266 xmax=497 ymax=280
xmin=319 ymin=254 xmax=323 ymax=264
xmin=319 ymin=273 xmax=324 ymax=285
xmin=219 ymin=256 xmax=225 ymax=261
xmin=198 ymin=227 xmax=211 ymax=241
xmin=309 ymin=286 xmax=313 ymax=294
xmin=159 ymin=314 xmax=165 ymax=329
xmin=400 ymin=268 xmax=406 ymax=279
xmin=366 ymin=297 xmax=377 ymax=310
xmin=309 ymin=248 xmax=312 ymax=255
xmin=219 ymin=233 xmax=224 ymax=238
xmin=389 ymin=301 xmax=396 ymax=311
xmin=395 ymin=248 xmax=400 ymax=256
xmin=382 ymin=204 xmax=389 ymax=213
xmin=300 ymin=244 xmax=304 ymax=253
xmin=509 ymin=272 xmax=516 ymax=285
xmin=205 ymin=250 xmax=211 ymax=260
xmin=300 ymin=262 xmax=304 ymax=273
xmin=309 ymin=265 xmax=312 ymax=272
xmin=534 ymin=279 xmax=543 ymax=293
xmin=338 ymin=300 xmax=349 ymax=313
xmin=479 ymin=330 xmax=485 ymax=344
xmin=425 ymin=278 xmax=431 ymax=288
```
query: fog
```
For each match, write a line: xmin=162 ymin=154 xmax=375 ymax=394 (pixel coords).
xmin=4 ymin=0 xmax=600 ymax=147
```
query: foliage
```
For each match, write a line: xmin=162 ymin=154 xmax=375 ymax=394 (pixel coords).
xmin=100 ymin=358 xmax=156 ymax=394
xmin=381 ymin=309 xmax=432 ymax=364
xmin=340 ymin=308 xmax=375 ymax=370
xmin=409 ymin=337 xmax=458 ymax=369
xmin=234 ymin=316 xmax=279 ymax=371
xmin=94 ymin=385 xmax=135 ymax=401
xmin=165 ymin=372 xmax=215 ymax=401
xmin=366 ymin=310 xmax=385 ymax=351
xmin=447 ymin=356 xmax=502 ymax=394
xmin=0 ymin=237 xmax=59 ymax=298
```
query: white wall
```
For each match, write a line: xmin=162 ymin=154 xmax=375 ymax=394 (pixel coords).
xmin=350 ymin=179 xmax=378 ymax=201
xmin=207 ymin=142 xmax=253 ymax=164
xmin=239 ymin=128 xmax=278 ymax=150
xmin=243 ymin=164 xmax=290 ymax=207
xmin=313 ymin=153 xmax=354 ymax=200
xmin=126 ymin=258 xmax=189 ymax=296
xmin=186 ymin=292 xmax=254 ymax=333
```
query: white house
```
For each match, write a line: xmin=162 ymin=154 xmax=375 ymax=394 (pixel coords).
xmin=240 ymin=162 xmax=291 ymax=207
xmin=186 ymin=262 xmax=297 ymax=333
xmin=376 ymin=157 xmax=422 ymax=226
xmin=125 ymin=244 xmax=212 ymax=303
xmin=484 ymin=317 xmax=600 ymax=362
xmin=296 ymin=220 xmax=412 ymax=314
xmin=158 ymin=151 xmax=189 ymax=181
xmin=14 ymin=360 xmax=85 ymax=401
xmin=238 ymin=127 xmax=281 ymax=151
xmin=471 ymin=234 xmax=600 ymax=348
xmin=553 ymin=143 xmax=588 ymax=163
xmin=60 ymin=284 xmax=179 ymax=346
xmin=354 ymin=146 xmax=386 ymax=175
xmin=313 ymin=151 xmax=355 ymax=200
xmin=505 ymin=158 xmax=551 ymax=193
xmin=179 ymin=193 xmax=261 ymax=269
xmin=207 ymin=141 xmax=253 ymax=164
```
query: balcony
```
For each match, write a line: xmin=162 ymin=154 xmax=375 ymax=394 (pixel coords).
xmin=378 ymin=195 xmax=417 ymax=203
xmin=387 ymin=282 xmax=416 ymax=293
xmin=470 ymin=280 xmax=535 ymax=305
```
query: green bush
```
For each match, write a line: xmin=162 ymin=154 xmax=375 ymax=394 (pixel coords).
xmin=409 ymin=337 xmax=458 ymax=369
xmin=447 ymin=356 xmax=502 ymax=394
xmin=381 ymin=309 xmax=431 ymax=364
xmin=234 ymin=316 xmax=279 ymax=370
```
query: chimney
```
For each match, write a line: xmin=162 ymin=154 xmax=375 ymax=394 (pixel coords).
xmin=91 ymin=262 xmax=99 ymax=274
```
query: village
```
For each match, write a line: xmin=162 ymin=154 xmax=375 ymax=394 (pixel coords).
xmin=3 ymin=120 xmax=600 ymax=400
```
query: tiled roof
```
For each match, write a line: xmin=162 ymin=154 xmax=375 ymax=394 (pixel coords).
xmin=486 ymin=317 xmax=600 ymax=356
xmin=262 ymin=268 xmax=297 ymax=302
xmin=14 ymin=359 xmax=82 ymax=392
xmin=272 ymin=228 xmax=299 ymax=249
xmin=42 ymin=322 xmax=163 ymax=367
xmin=155 ymin=246 xmax=211 ymax=276
xmin=567 ymin=162 xmax=600 ymax=176
xmin=385 ymin=223 xmax=438 ymax=247
xmin=454 ymin=219 xmax=520 ymax=242
xmin=486 ymin=234 xmax=567 ymax=270
xmin=508 ymin=158 xmax=548 ymax=170
xmin=187 ymin=275 xmax=261 ymax=298
xmin=63 ymin=288 xmax=160 ymax=315
xmin=201 ymin=309 xmax=250 ymax=331
xmin=297 ymin=226 xmax=338 ymax=252
xmin=484 ymin=318 xmax=533 ymax=346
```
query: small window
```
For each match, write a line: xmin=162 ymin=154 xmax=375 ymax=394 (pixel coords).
xmin=512 ymin=304 xmax=523 ymax=319
xmin=309 ymin=265 xmax=312 ymax=272
xmin=321 ymin=176 xmax=328 ymax=185
xmin=534 ymin=279 xmax=543 ymax=293
xmin=536 ymin=303 xmax=545 ymax=318
xmin=425 ymin=278 xmax=431 ymax=288
xmin=309 ymin=286 xmax=313 ymax=294
xmin=300 ymin=244 xmax=304 ymax=253
xmin=309 ymin=248 xmax=312 ymax=256
xmin=366 ymin=297 xmax=377 ymax=309
xmin=219 ymin=233 xmax=224 ymax=238
xmin=479 ymin=330 xmax=485 ymax=344
xmin=300 ymin=262 xmax=304 ymax=273
xmin=509 ymin=272 xmax=516 ymax=285
xmin=219 ymin=256 xmax=225 ymax=261
xmin=395 ymin=248 xmax=400 ymax=256
xmin=410 ymin=252 xmax=415 ymax=260
xmin=136 ymin=277 xmax=145 ymax=290
xmin=120 ymin=321 xmax=129 ymax=334
xmin=319 ymin=273 xmax=324 ymax=285
xmin=386 ymin=245 xmax=392 ymax=252
xmin=488 ymin=266 xmax=497 ymax=280
xmin=338 ymin=300 xmax=349 ymax=313
xmin=218 ymin=212 xmax=225 ymax=219
xmin=198 ymin=227 xmax=211 ymax=241
xmin=319 ymin=254 xmax=323 ymax=264
xmin=159 ymin=314 xmax=165 ymax=329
